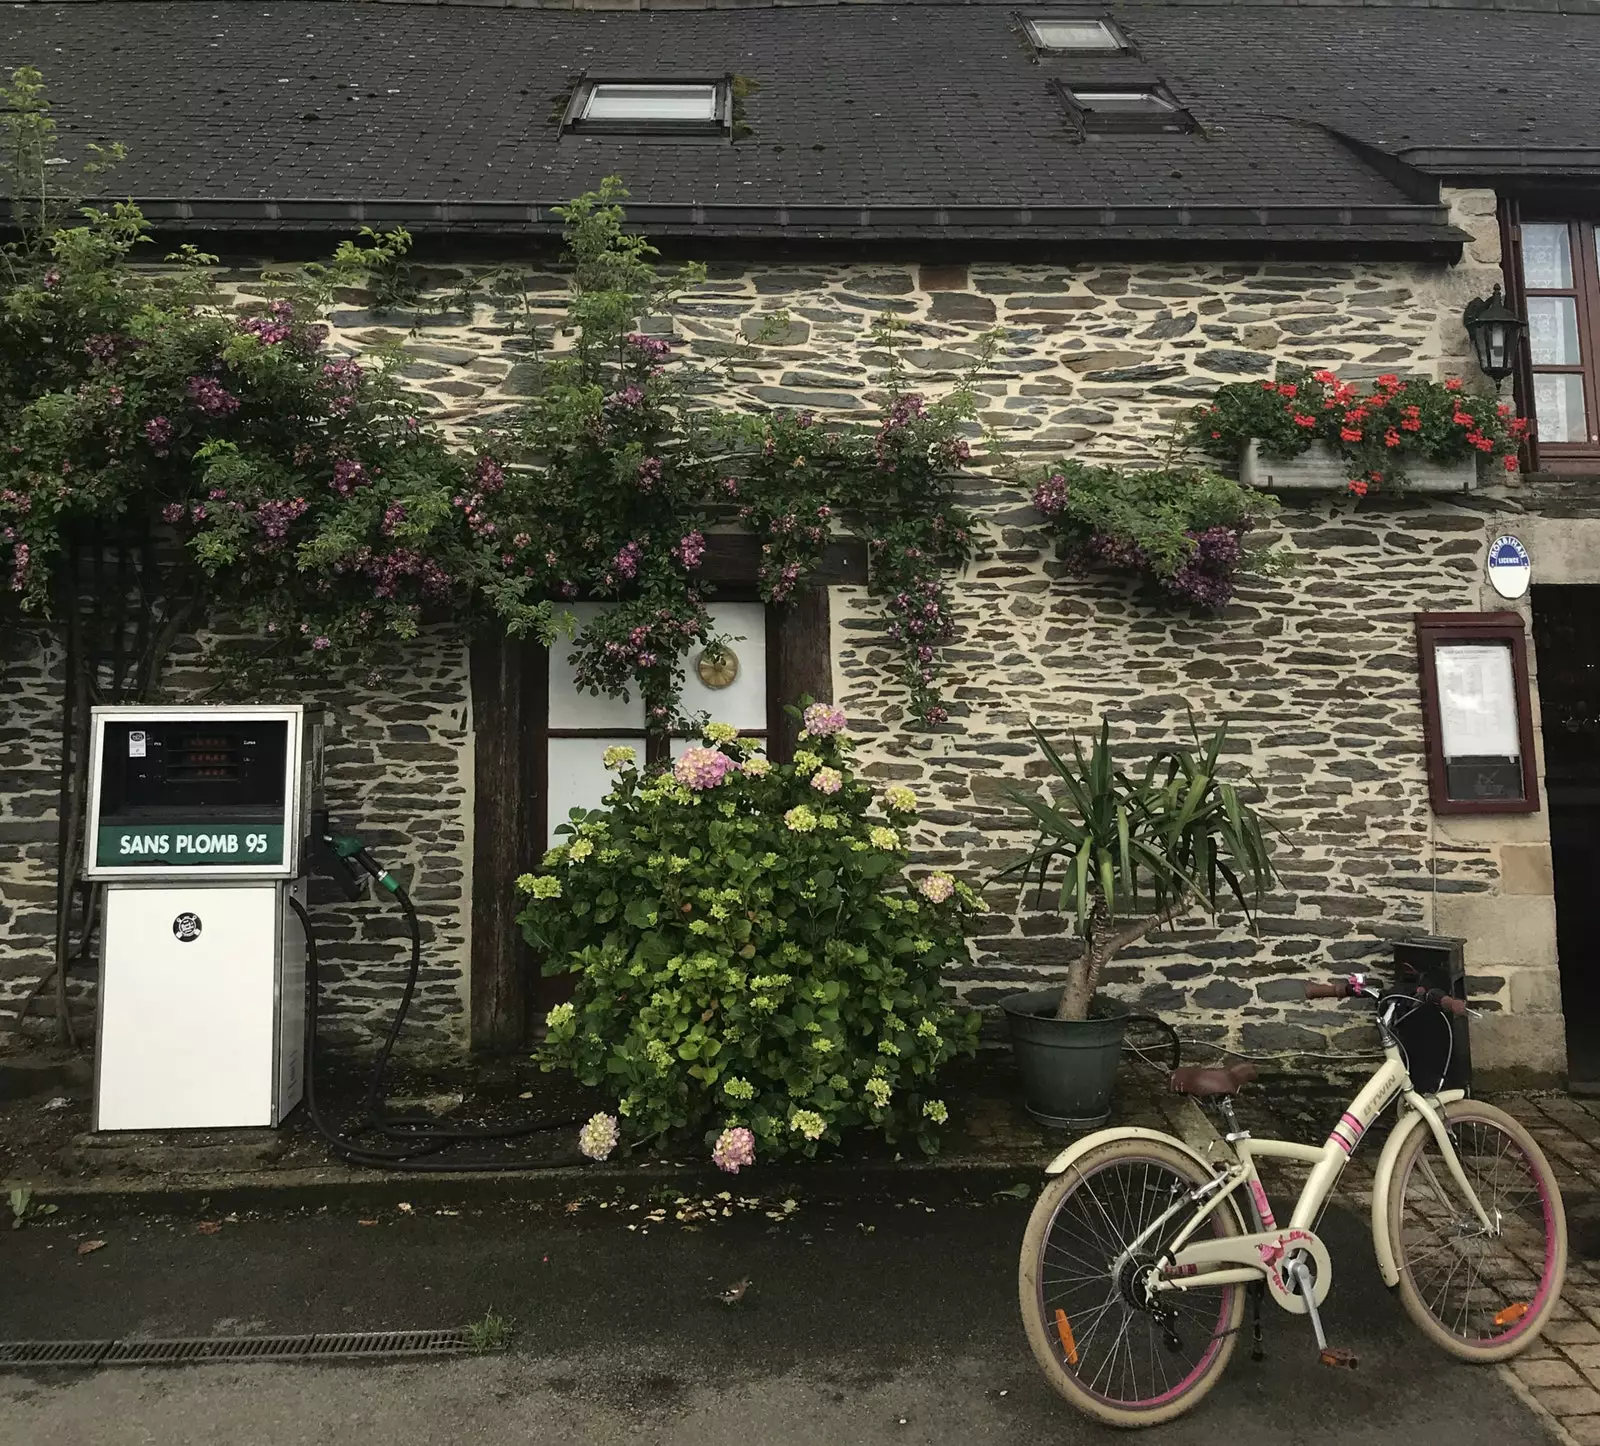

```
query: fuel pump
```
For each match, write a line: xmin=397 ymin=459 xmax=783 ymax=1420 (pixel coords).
xmin=85 ymin=705 xmax=316 ymax=1131
xmin=85 ymin=702 xmax=571 ymax=1165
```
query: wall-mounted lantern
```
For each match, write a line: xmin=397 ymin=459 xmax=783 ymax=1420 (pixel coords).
xmin=1462 ymin=285 xmax=1527 ymax=391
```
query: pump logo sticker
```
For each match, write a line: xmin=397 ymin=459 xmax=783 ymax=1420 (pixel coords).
xmin=172 ymin=912 xmax=203 ymax=943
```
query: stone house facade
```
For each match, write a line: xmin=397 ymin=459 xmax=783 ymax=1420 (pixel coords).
xmin=4 ymin=0 xmax=1600 ymax=1087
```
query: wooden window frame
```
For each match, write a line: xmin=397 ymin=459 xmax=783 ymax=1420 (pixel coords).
xmin=1415 ymin=611 xmax=1540 ymax=816
xmin=1502 ymin=201 xmax=1600 ymax=469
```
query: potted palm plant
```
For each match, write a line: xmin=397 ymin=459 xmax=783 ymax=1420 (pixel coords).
xmin=998 ymin=720 xmax=1277 ymax=1129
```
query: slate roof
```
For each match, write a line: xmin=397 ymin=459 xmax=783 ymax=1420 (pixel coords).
xmin=5 ymin=0 xmax=1600 ymax=248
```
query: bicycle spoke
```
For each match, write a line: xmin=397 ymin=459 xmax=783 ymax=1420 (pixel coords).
xmin=1395 ymin=1112 xmax=1558 ymax=1350
xmin=1033 ymin=1151 xmax=1239 ymax=1413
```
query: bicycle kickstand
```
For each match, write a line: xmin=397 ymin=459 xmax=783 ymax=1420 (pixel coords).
xmin=1249 ymin=1281 xmax=1265 ymax=1363
xmin=1288 ymin=1258 xmax=1358 ymax=1371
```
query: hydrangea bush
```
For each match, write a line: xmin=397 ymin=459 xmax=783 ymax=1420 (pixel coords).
xmin=516 ymin=704 xmax=982 ymax=1162
xmin=1032 ymin=461 xmax=1288 ymax=613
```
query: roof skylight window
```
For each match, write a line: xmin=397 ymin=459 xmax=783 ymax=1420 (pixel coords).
xmin=1064 ymin=86 xmax=1194 ymax=134
xmin=1024 ymin=16 xmax=1128 ymax=53
xmin=563 ymin=80 xmax=730 ymax=137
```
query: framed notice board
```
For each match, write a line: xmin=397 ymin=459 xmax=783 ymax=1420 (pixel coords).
xmin=1415 ymin=612 xmax=1539 ymax=814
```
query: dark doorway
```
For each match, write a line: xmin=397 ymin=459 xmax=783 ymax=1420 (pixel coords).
xmin=1531 ymin=585 xmax=1600 ymax=1087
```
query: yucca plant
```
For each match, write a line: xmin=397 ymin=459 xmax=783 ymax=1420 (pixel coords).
xmin=1002 ymin=720 xmax=1278 ymax=1022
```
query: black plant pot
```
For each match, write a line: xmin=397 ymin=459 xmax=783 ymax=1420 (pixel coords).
xmin=1000 ymin=989 xmax=1129 ymax=1131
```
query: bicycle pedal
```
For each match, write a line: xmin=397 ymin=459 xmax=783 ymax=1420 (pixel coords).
xmin=1318 ymin=1347 xmax=1358 ymax=1370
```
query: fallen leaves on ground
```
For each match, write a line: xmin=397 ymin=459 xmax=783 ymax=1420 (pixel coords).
xmin=195 ymin=1221 xmax=222 ymax=1235
xmin=75 ymin=1239 xmax=106 ymax=1257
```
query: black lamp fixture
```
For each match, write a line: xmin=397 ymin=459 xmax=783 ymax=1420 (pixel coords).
xmin=1462 ymin=285 xmax=1527 ymax=391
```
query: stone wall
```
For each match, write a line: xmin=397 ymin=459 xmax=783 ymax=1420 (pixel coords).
xmin=0 ymin=187 xmax=1576 ymax=1076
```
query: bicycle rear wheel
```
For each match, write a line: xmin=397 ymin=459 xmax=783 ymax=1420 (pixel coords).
xmin=1019 ymin=1136 xmax=1246 ymax=1428
xmin=1386 ymin=1099 xmax=1566 ymax=1362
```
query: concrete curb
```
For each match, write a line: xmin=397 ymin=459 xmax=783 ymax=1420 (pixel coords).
xmin=2 ymin=1095 xmax=1227 ymax=1220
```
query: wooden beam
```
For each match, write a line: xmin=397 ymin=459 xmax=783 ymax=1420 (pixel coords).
xmin=467 ymin=635 xmax=543 ymax=1051
xmin=770 ymin=588 xmax=834 ymax=763
xmin=702 ymin=534 xmax=869 ymax=587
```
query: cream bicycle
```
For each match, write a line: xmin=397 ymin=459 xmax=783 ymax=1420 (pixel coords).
xmin=1019 ymin=976 xmax=1567 ymax=1427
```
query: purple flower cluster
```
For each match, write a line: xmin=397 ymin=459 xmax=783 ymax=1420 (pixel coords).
xmin=364 ymin=547 xmax=452 ymax=600
xmin=83 ymin=334 xmax=121 ymax=363
xmin=255 ymin=496 xmax=310 ymax=544
xmin=674 ymin=745 xmax=735 ymax=791
xmin=765 ymin=559 xmax=804 ymax=602
xmin=625 ymin=333 xmax=672 ymax=362
xmin=144 ymin=416 xmax=174 ymax=456
xmin=672 ymin=531 xmax=706 ymax=570
xmin=611 ymin=540 xmax=643 ymax=581
xmin=160 ymin=502 xmax=184 ymax=524
xmin=605 ymin=385 xmax=645 ymax=412
xmin=1033 ymin=472 xmax=1070 ymax=520
xmin=874 ymin=392 xmax=929 ymax=467
xmin=186 ymin=376 xmax=240 ymax=418
xmin=9 ymin=540 xmax=30 ymax=592
xmin=240 ymin=316 xmax=292 ymax=345
xmin=331 ymin=458 xmax=369 ymax=496
xmin=381 ymin=502 xmax=407 ymax=536
xmin=474 ymin=456 xmax=505 ymax=492
xmin=321 ymin=357 xmax=363 ymax=415
xmin=636 ymin=456 xmax=663 ymax=493
xmin=1162 ymin=526 xmax=1245 ymax=612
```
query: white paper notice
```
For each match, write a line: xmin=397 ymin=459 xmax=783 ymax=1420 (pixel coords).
xmin=128 ymin=730 xmax=147 ymax=758
xmin=1435 ymin=643 xmax=1520 ymax=759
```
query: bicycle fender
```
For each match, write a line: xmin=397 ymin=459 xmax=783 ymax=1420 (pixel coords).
xmin=1369 ymin=1091 xmax=1467 ymax=1288
xmin=1044 ymin=1126 xmax=1220 ymax=1181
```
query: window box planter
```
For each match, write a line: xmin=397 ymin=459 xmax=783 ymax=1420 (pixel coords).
xmin=1239 ymin=439 xmax=1479 ymax=494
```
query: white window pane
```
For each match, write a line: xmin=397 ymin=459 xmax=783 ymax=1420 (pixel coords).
xmin=677 ymin=603 xmax=769 ymax=731
xmin=1534 ymin=373 xmax=1589 ymax=443
xmin=548 ymin=604 xmax=647 ymax=730
xmin=1522 ymin=223 xmax=1573 ymax=289
xmin=1528 ymin=296 xmax=1582 ymax=365
xmin=1028 ymin=18 xmax=1120 ymax=49
xmin=1435 ymin=644 xmax=1520 ymax=759
xmin=547 ymin=737 xmax=636 ymax=839
xmin=1073 ymin=90 xmax=1176 ymax=114
xmin=584 ymin=84 xmax=717 ymax=122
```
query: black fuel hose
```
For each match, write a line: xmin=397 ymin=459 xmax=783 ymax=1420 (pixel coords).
xmin=288 ymin=890 xmax=580 ymax=1171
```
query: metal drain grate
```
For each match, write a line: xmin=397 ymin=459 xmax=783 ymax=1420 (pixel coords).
xmin=0 ymin=1341 xmax=114 ymax=1368
xmin=0 ymin=1330 xmax=469 ymax=1368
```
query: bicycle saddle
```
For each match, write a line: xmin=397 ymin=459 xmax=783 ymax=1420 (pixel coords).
xmin=1167 ymin=1062 xmax=1259 ymax=1097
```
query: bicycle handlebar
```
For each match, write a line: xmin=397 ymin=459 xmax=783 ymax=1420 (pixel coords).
xmin=1304 ymin=979 xmax=1468 ymax=1015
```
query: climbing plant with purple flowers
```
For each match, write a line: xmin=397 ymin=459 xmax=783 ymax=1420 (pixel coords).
xmin=462 ymin=178 xmax=993 ymax=730
xmin=1031 ymin=461 xmax=1289 ymax=613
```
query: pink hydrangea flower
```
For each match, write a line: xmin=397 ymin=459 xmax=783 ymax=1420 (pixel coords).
xmin=802 ymin=702 xmax=847 ymax=736
xmin=810 ymin=767 xmax=844 ymax=796
xmin=919 ymin=872 xmax=956 ymax=904
xmin=712 ymin=1126 xmax=756 ymax=1174
xmin=674 ymin=746 xmax=734 ymax=791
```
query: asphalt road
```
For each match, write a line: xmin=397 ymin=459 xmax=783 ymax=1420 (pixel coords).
xmin=0 ymin=1185 xmax=1555 ymax=1446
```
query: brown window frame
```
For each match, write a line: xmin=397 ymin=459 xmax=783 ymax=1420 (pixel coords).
xmin=1415 ymin=611 xmax=1540 ymax=816
xmin=1503 ymin=202 xmax=1600 ymax=468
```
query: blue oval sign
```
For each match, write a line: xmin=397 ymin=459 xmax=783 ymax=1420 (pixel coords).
xmin=1487 ymin=534 xmax=1531 ymax=600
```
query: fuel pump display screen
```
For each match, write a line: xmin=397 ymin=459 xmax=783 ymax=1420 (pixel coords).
xmin=94 ymin=719 xmax=291 ymax=868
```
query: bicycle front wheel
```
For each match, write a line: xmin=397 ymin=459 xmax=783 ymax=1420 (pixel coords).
xmin=1019 ymin=1136 xmax=1246 ymax=1428
xmin=1387 ymin=1099 xmax=1566 ymax=1362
